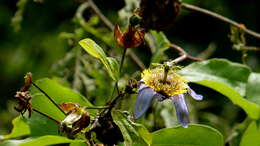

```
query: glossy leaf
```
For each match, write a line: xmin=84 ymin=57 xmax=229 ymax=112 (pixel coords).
xmin=152 ymin=124 xmax=224 ymax=146
xmin=26 ymin=112 xmax=59 ymax=137
xmin=240 ymin=121 xmax=260 ymax=146
xmin=3 ymin=116 xmax=30 ymax=140
xmin=1 ymin=113 xmax=59 ymax=146
xmin=32 ymin=78 xmax=92 ymax=106
xmin=31 ymin=94 xmax=65 ymax=121
xmin=112 ymin=110 xmax=152 ymax=146
xmin=79 ymin=38 xmax=107 ymax=59
xmin=19 ymin=135 xmax=84 ymax=146
xmin=246 ymin=73 xmax=260 ymax=105
xmin=180 ymin=59 xmax=260 ymax=119
xmin=30 ymin=78 xmax=93 ymax=120
xmin=79 ymin=38 xmax=119 ymax=81
xmin=180 ymin=59 xmax=250 ymax=96
xmin=106 ymin=57 xmax=120 ymax=80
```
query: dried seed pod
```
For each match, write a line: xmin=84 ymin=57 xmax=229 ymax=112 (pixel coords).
xmin=138 ymin=0 xmax=181 ymax=31
xmin=60 ymin=102 xmax=80 ymax=114
xmin=14 ymin=73 xmax=33 ymax=117
xmin=14 ymin=91 xmax=33 ymax=117
xmin=114 ymin=24 xmax=145 ymax=48
xmin=59 ymin=105 xmax=90 ymax=138
xmin=20 ymin=72 xmax=32 ymax=92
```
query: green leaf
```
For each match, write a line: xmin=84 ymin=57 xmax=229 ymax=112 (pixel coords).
xmin=106 ymin=57 xmax=120 ymax=80
xmin=152 ymin=124 xmax=224 ymax=146
xmin=31 ymin=78 xmax=93 ymax=120
xmin=3 ymin=116 xmax=30 ymax=140
xmin=240 ymin=121 xmax=260 ymax=146
xmin=246 ymin=73 xmax=260 ymax=105
xmin=180 ymin=59 xmax=250 ymax=96
xmin=112 ymin=111 xmax=152 ymax=146
xmin=19 ymin=135 xmax=84 ymax=146
xmin=32 ymin=94 xmax=65 ymax=121
xmin=79 ymin=38 xmax=107 ymax=59
xmin=180 ymin=59 xmax=260 ymax=119
xmin=0 ymin=139 xmax=31 ymax=146
xmin=1 ymin=113 xmax=59 ymax=145
xmin=26 ymin=112 xmax=59 ymax=137
xmin=33 ymin=78 xmax=92 ymax=106
xmin=79 ymin=38 xmax=119 ymax=81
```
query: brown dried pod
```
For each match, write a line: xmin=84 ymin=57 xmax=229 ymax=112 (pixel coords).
xmin=60 ymin=102 xmax=80 ymax=114
xmin=14 ymin=91 xmax=33 ymax=117
xmin=114 ymin=24 xmax=145 ymax=48
xmin=59 ymin=104 xmax=90 ymax=137
xmin=138 ymin=0 xmax=181 ymax=31
xmin=14 ymin=72 xmax=33 ymax=117
xmin=20 ymin=72 xmax=33 ymax=92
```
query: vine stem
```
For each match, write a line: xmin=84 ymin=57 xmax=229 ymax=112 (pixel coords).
xmin=108 ymin=47 xmax=127 ymax=106
xmin=32 ymin=109 xmax=60 ymax=124
xmin=119 ymin=47 xmax=128 ymax=75
xmin=109 ymin=47 xmax=128 ymax=100
xmin=32 ymin=82 xmax=66 ymax=115
xmin=166 ymin=43 xmax=202 ymax=66
xmin=181 ymin=3 xmax=260 ymax=39
xmin=84 ymin=106 xmax=109 ymax=110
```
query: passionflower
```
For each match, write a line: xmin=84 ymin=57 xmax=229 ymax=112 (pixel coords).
xmin=134 ymin=68 xmax=203 ymax=128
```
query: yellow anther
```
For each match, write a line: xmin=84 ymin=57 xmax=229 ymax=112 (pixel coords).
xmin=141 ymin=68 xmax=188 ymax=96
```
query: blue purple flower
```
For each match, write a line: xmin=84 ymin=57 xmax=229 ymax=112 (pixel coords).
xmin=134 ymin=68 xmax=203 ymax=128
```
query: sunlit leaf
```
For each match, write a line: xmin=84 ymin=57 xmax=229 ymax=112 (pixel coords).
xmin=3 ymin=116 xmax=30 ymax=140
xmin=30 ymin=78 xmax=93 ymax=120
xmin=19 ymin=135 xmax=84 ymax=146
xmin=240 ymin=121 xmax=260 ymax=146
xmin=79 ymin=38 xmax=107 ymax=59
xmin=152 ymin=124 xmax=224 ymax=146
xmin=79 ymin=38 xmax=119 ymax=81
xmin=246 ymin=73 xmax=260 ymax=105
xmin=32 ymin=78 xmax=92 ymax=106
xmin=180 ymin=59 xmax=260 ymax=119
xmin=106 ymin=57 xmax=120 ymax=80
xmin=31 ymin=94 xmax=65 ymax=121
xmin=26 ymin=112 xmax=59 ymax=137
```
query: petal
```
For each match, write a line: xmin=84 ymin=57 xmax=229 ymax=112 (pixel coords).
xmin=154 ymin=93 xmax=166 ymax=102
xmin=187 ymin=87 xmax=203 ymax=100
xmin=171 ymin=94 xmax=190 ymax=128
xmin=134 ymin=85 xmax=156 ymax=119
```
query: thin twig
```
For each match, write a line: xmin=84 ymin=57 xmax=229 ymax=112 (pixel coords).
xmin=181 ymin=3 xmax=260 ymax=39
xmin=87 ymin=0 xmax=114 ymax=30
xmin=242 ymin=46 xmax=260 ymax=51
xmin=119 ymin=47 xmax=128 ymax=74
xmin=33 ymin=109 xmax=60 ymax=124
xmin=166 ymin=43 xmax=203 ymax=66
xmin=32 ymin=83 xmax=66 ymax=115
xmin=198 ymin=42 xmax=216 ymax=59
